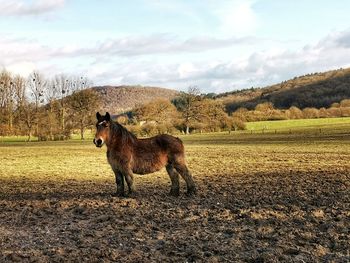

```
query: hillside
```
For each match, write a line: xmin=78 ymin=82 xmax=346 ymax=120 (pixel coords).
xmin=92 ymin=85 xmax=179 ymax=114
xmin=218 ymin=67 xmax=350 ymax=113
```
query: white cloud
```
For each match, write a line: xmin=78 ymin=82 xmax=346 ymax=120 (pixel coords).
xmin=197 ymin=33 xmax=350 ymax=92
xmin=69 ymin=34 xmax=258 ymax=57
xmin=101 ymin=29 xmax=350 ymax=93
xmin=215 ymin=0 xmax=259 ymax=36
xmin=5 ymin=61 xmax=36 ymax=77
xmin=178 ymin=63 xmax=196 ymax=79
xmin=145 ymin=0 xmax=203 ymax=24
xmin=1 ymin=29 xmax=350 ymax=93
xmin=0 ymin=0 xmax=65 ymax=16
xmin=316 ymin=29 xmax=350 ymax=49
xmin=0 ymin=33 xmax=259 ymax=65
xmin=0 ymin=37 xmax=52 ymax=65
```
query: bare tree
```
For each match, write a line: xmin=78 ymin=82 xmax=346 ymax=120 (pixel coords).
xmin=27 ymin=71 xmax=46 ymax=109
xmin=50 ymin=74 xmax=92 ymax=138
xmin=0 ymin=70 xmax=18 ymax=133
xmin=26 ymin=71 xmax=47 ymax=140
xmin=12 ymin=75 xmax=26 ymax=108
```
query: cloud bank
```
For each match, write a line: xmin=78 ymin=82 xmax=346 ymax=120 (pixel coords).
xmin=0 ymin=0 xmax=65 ymax=16
xmin=1 ymin=29 xmax=350 ymax=93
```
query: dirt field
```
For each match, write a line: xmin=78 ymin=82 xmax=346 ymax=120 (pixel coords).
xmin=0 ymin=133 xmax=349 ymax=262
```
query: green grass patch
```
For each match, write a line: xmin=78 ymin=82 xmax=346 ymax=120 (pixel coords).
xmin=246 ymin=117 xmax=350 ymax=131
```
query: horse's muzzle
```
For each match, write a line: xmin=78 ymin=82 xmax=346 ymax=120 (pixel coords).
xmin=93 ymin=138 xmax=103 ymax=148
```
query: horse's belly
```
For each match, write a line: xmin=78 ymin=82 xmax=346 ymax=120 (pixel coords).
xmin=133 ymin=165 xmax=163 ymax=175
xmin=132 ymin=157 xmax=167 ymax=175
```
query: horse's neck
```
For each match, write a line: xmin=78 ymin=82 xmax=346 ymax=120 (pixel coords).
xmin=107 ymin=123 xmax=132 ymax=148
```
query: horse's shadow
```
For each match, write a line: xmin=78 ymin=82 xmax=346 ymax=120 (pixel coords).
xmin=0 ymin=191 xmax=112 ymax=202
xmin=0 ymin=183 xmax=195 ymax=202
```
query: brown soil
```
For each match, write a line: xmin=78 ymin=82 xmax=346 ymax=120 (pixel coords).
xmin=0 ymin=140 xmax=349 ymax=262
xmin=1 ymin=170 xmax=349 ymax=262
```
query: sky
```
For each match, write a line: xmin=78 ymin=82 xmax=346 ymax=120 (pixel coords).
xmin=1 ymin=0 xmax=350 ymax=93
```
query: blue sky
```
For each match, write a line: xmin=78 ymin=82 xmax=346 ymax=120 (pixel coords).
xmin=1 ymin=0 xmax=350 ymax=93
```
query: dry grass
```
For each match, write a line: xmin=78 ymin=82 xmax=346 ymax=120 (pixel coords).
xmin=0 ymin=133 xmax=349 ymax=262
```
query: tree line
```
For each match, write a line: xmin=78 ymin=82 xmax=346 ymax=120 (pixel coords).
xmin=0 ymin=70 xmax=99 ymax=141
xmin=1 ymin=68 xmax=350 ymax=140
xmin=122 ymin=88 xmax=350 ymax=137
xmin=232 ymin=100 xmax=350 ymax=122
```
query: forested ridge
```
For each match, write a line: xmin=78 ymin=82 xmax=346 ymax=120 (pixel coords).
xmin=217 ymin=67 xmax=350 ymax=112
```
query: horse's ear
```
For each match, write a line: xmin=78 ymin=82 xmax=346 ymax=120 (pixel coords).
xmin=96 ymin=112 xmax=102 ymax=120
xmin=105 ymin=112 xmax=111 ymax=121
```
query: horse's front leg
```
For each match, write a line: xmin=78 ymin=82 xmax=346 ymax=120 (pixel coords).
xmin=123 ymin=169 xmax=135 ymax=196
xmin=112 ymin=168 xmax=125 ymax=197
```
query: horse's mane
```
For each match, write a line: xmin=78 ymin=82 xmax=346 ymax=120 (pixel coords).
xmin=110 ymin=121 xmax=137 ymax=144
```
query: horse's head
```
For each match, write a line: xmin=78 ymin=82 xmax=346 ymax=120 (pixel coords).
xmin=94 ymin=112 xmax=111 ymax=147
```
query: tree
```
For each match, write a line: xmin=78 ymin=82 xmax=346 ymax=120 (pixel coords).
xmin=318 ymin=107 xmax=329 ymax=118
xmin=18 ymin=101 xmax=37 ymax=141
xmin=232 ymin=107 xmax=248 ymax=121
xmin=327 ymin=107 xmax=341 ymax=117
xmin=48 ymin=74 xmax=93 ymax=139
xmin=68 ymin=89 xmax=100 ymax=140
xmin=134 ymin=98 xmax=179 ymax=135
xmin=255 ymin=102 xmax=274 ymax=112
xmin=302 ymin=107 xmax=319 ymax=119
xmin=12 ymin=75 xmax=26 ymax=109
xmin=27 ymin=71 xmax=46 ymax=109
xmin=331 ymin=102 xmax=340 ymax=108
xmin=172 ymin=86 xmax=202 ymax=134
xmin=223 ymin=117 xmax=246 ymax=132
xmin=340 ymin=99 xmax=350 ymax=108
xmin=135 ymin=98 xmax=178 ymax=123
xmin=254 ymin=102 xmax=276 ymax=120
xmin=27 ymin=71 xmax=47 ymax=140
xmin=288 ymin=106 xmax=303 ymax=119
xmin=197 ymin=99 xmax=228 ymax=132
xmin=0 ymin=70 xmax=17 ymax=134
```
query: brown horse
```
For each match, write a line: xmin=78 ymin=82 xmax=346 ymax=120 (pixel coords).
xmin=93 ymin=112 xmax=196 ymax=197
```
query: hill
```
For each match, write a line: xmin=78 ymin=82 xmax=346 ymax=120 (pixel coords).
xmin=217 ymin=67 xmax=350 ymax=113
xmin=92 ymin=85 xmax=179 ymax=114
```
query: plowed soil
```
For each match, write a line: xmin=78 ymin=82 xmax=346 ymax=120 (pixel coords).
xmin=0 ymin=135 xmax=349 ymax=262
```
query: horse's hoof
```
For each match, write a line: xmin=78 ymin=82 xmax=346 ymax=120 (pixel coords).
xmin=186 ymin=187 xmax=197 ymax=196
xmin=169 ymin=188 xmax=180 ymax=197
xmin=125 ymin=191 xmax=137 ymax=198
xmin=111 ymin=192 xmax=125 ymax=197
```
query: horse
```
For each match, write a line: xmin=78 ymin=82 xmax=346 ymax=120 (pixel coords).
xmin=93 ymin=112 xmax=197 ymax=197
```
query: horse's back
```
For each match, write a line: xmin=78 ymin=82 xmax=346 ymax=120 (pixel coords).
xmin=153 ymin=134 xmax=184 ymax=154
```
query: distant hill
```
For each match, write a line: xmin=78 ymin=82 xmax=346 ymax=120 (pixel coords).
xmin=92 ymin=85 xmax=179 ymax=114
xmin=217 ymin=67 xmax=350 ymax=113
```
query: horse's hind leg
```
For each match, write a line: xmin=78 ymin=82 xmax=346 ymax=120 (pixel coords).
xmin=166 ymin=164 xmax=180 ymax=196
xmin=174 ymin=158 xmax=197 ymax=195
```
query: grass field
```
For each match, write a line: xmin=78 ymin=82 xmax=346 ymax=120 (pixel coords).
xmin=244 ymin=117 xmax=350 ymax=136
xmin=0 ymin=127 xmax=349 ymax=261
